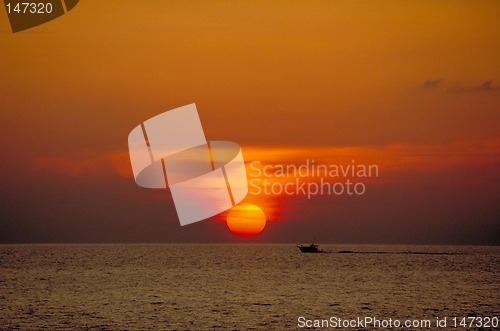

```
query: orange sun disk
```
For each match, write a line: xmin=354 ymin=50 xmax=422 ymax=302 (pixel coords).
xmin=226 ymin=204 xmax=266 ymax=237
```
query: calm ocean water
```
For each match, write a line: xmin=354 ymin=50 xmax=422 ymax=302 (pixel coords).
xmin=0 ymin=244 xmax=498 ymax=330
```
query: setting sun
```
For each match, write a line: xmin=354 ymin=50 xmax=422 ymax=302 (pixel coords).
xmin=226 ymin=204 xmax=266 ymax=237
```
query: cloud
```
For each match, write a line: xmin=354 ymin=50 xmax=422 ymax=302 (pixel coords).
xmin=422 ymin=79 xmax=443 ymax=89
xmin=449 ymin=80 xmax=500 ymax=93
xmin=243 ymin=138 xmax=500 ymax=177
xmin=32 ymin=138 xmax=500 ymax=187
xmin=33 ymin=149 xmax=133 ymax=178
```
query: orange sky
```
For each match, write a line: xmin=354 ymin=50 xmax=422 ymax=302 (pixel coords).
xmin=0 ymin=1 xmax=499 ymax=243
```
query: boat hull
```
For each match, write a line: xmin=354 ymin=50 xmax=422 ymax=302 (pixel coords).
xmin=297 ymin=245 xmax=324 ymax=253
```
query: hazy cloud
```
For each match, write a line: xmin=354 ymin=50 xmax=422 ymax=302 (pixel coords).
xmin=33 ymin=149 xmax=132 ymax=178
xmin=449 ymin=80 xmax=500 ymax=93
xmin=422 ymin=79 xmax=443 ymax=89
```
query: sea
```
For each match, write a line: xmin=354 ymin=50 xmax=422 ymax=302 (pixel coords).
xmin=0 ymin=244 xmax=498 ymax=330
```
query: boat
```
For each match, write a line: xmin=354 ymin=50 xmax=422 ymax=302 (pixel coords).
xmin=297 ymin=243 xmax=324 ymax=253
